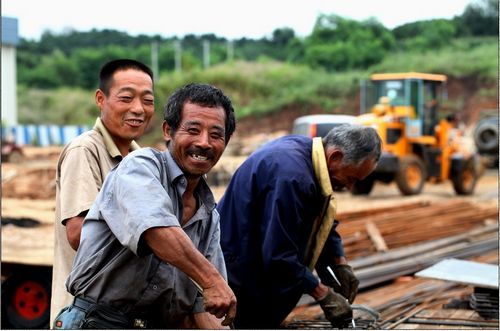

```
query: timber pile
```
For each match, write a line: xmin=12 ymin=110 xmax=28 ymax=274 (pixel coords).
xmin=352 ymin=222 xmax=498 ymax=289
xmin=336 ymin=200 xmax=498 ymax=259
xmin=285 ymin=253 xmax=499 ymax=329
xmin=2 ymin=167 xmax=56 ymax=199
xmin=284 ymin=200 xmax=499 ymax=329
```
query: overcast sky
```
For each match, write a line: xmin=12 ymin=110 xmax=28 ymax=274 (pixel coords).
xmin=2 ymin=0 xmax=475 ymax=40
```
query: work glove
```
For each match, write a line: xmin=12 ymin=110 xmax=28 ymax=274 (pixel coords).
xmin=318 ymin=288 xmax=353 ymax=328
xmin=330 ymin=264 xmax=359 ymax=303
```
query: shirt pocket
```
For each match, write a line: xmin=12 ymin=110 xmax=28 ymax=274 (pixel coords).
xmin=135 ymin=261 xmax=175 ymax=309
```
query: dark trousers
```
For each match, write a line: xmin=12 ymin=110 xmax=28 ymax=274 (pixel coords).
xmin=53 ymin=297 xmax=156 ymax=329
xmin=233 ymin=291 xmax=303 ymax=329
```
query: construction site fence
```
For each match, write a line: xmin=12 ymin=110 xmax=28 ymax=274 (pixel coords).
xmin=1 ymin=124 xmax=91 ymax=146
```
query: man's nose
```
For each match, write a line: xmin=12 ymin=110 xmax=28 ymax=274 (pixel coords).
xmin=130 ymin=98 xmax=145 ymax=114
xmin=196 ymin=131 xmax=211 ymax=148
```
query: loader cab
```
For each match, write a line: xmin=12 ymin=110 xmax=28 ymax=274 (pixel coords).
xmin=360 ymin=72 xmax=447 ymax=137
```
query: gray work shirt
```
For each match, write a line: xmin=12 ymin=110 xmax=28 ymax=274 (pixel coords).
xmin=66 ymin=147 xmax=226 ymax=325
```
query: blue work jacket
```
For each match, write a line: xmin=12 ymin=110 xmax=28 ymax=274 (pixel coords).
xmin=217 ymin=135 xmax=344 ymax=300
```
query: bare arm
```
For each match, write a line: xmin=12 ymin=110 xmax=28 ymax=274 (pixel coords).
xmin=65 ymin=215 xmax=85 ymax=250
xmin=143 ymin=226 xmax=236 ymax=326
xmin=189 ymin=312 xmax=230 ymax=329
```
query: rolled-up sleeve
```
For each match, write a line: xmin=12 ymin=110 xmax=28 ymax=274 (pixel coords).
xmin=99 ymin=152 xmax=180 ymax=256
xmin=59 ymin=146 xmax=101 ymax=223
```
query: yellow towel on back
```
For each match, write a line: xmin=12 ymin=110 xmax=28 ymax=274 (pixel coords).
xmin=304 ymin=137 xmax=337 ymax=270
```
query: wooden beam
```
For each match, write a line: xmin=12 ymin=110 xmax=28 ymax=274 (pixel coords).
xmin=365 ymin=221 xmax=388 ymax=252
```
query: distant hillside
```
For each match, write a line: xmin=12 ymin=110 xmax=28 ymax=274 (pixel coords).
xmin=137 ymin=38 xmax=498 ymax=146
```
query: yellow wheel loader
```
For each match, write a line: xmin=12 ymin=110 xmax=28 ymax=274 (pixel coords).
xmin=353 ymin=72 xmax=480 ymax=196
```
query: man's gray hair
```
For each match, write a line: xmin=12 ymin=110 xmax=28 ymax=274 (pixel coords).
xmin=322 ymin=124 xmax=382 ymax=165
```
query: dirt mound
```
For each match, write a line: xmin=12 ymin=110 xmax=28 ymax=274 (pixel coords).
xmin=2 ymin=167 xmax=56 ymax=199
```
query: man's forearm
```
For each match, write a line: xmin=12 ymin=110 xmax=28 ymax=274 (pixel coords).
xmin=144 ymin=226 xmax=224 ymax=288
xmin=192 ymin=312 xmax=230 ymax=329
xmin=65 ymin=215 xmax=85 ymax=250
xmin=144 ymin=226 xmax=236 ymax=325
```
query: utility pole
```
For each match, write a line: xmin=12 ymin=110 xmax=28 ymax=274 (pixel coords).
xmin=174 ymin=40 xmax=182 ymax=72
xmin=151 ymin=41 xmax=159 ymax=82
xmin=226 ymin=40 xmax=234 ymax=62
xmin=203 ymin=40 xmax=210 ymax=69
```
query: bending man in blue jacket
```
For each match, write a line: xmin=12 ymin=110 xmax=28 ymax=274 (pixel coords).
xmin=217 ymin=124 xmax=381 ymax=328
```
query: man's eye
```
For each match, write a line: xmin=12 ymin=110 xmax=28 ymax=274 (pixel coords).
xmin=211 ymin=132 xmax=224 ymax=140
xmin=187 ymin=128 xmax=200 ymax=134
xmin=119 ymin=96 xmax=133 ymax=102
xmin=143 ymin=98 xmax=154 ymax=105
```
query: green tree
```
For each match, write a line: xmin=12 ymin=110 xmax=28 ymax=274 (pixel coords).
xmin=19 ymin=50 xmax=80 ymax=88
xmin=458 ymin=0 xmax=499 ymax=36
xmin=394 ymin=19 xmax=456 ymax=51
xmin=305 ymin=14 xmax=394 ymax=71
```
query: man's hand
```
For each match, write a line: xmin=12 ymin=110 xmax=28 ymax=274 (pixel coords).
xmin=144 ymin=227 xmax=237 ymax=326
xmin=202 ymin=278 xmax=237 ymax=326
xmin=318 ymin=288 xmax=353 ymax=328
xmin=331 ymin=264 xmax=359 ymax=303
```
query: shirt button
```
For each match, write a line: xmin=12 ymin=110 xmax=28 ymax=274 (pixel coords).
xmin=152 ymin=285 xmax=158 ymax=290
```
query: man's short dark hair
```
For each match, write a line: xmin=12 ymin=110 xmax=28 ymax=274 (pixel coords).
xmin=99 ymin=59 xmax=154 ymax=96
xmin=163 ymin=83 xmax=236 ymax=144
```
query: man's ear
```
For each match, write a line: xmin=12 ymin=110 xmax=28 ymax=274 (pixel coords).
xmin=162 ymin=121 xmax=172 ymax=142
xmin=95 ymin=89 xmax=104 ymax=109
xmin=327 ymin=149 xmax=344 ymax=164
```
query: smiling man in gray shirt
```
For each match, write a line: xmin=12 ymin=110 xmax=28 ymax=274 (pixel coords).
xmin=53 ymin=83 xmax=237 ymax=329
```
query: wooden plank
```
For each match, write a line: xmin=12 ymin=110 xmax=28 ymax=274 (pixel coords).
xmin=365 ymin=220 xmax=388 ymax=251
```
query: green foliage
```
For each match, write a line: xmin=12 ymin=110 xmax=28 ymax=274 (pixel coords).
xmin=457 ymin=0 xmax=499 ymax=36
xmin=154 ymin=61 xmax=362 ymax=122
xmin=15 ymin=8 xmax=498 ymax=89
xmin=12 ymin=10 xmax=498 ymax=145
xmin=369 ymin=37 xmax=498 ymax=81
xmin=17 ymin=86 xmax=97 ymax=125
xmin=305 ymin=15 xmax=395 ymax=71
xmin=394 ymin=19 xmax=456 ymax=50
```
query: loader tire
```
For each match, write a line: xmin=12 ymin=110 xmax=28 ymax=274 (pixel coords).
xmin=452 ymin=158 xmax=478 ymax=195
xmin=395 ymin=155 xmax=426 ymax=195
xmin=473 ymin=117 xmax=498 ymax=154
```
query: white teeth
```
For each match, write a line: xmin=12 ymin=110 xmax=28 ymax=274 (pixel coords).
xmin=192 ymin=154 xmax=207 ymax=161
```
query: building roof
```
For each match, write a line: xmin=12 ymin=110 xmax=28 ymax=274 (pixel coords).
xmin=371 ymin=72 xmax=447 ymax=82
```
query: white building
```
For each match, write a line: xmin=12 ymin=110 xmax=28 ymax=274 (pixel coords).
xmin=2 ymin=16 xmax=19 ymax=126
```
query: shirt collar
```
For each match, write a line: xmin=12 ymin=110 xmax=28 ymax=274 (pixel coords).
xmin=93 ymin=117 xmax=140 ymax=159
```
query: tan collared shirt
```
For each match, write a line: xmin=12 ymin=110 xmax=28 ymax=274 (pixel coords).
xmin=50 ymin=118 xmax=139 ymax=324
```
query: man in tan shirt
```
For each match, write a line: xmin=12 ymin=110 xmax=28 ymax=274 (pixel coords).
xmin=50 ymin=59 xmax=155 ymax=324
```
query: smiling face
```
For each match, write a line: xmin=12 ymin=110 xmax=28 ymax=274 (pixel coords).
xmin=326 ymin=148 xmax=377 ymax=191
xmin=163 ymin=102 xmax=227 ymax=178
xmin=96 ymin=68 xmax=154 ymax=152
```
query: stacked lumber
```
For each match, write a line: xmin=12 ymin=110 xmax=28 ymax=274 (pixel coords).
xmin=285 ymin=200 xmax=499 ymax=329
xmin=285 ymin=252 xmax=499 ymax=329
xmin=352 ymin=223 xmax=498 ymax=289
xmin=336 ymin=200 xmax=498 ymax=259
